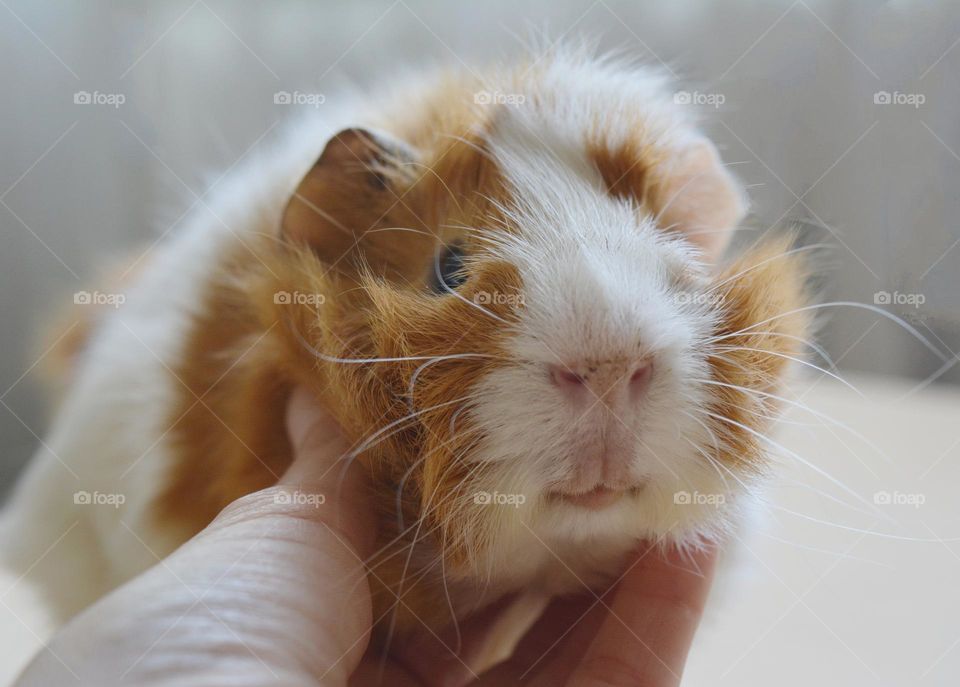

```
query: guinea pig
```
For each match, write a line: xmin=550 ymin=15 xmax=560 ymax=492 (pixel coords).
xmin=1 ymin=47 xmax=810 ymax=665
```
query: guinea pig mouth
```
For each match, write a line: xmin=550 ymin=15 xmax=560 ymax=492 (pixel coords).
xmin=547 ymin=482 xmax=647 ymax=510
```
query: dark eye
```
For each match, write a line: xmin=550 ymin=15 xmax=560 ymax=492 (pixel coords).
xmin=431 ymin=243 xmax=467 ymax=293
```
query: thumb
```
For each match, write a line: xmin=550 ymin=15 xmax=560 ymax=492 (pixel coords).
xmin=271 ymin=385 xmax=377 ymax=556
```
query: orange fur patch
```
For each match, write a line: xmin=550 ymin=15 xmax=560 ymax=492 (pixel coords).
xmin=589 ymin=136 xmax=745 ymax=258
xmin=705 ymin=236 xmax=811 ymax=471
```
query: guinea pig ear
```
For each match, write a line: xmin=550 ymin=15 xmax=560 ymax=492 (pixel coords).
xmin=280 ymin=127 xmax=417 ymax=262
xmin=649 ymin=138 xmax=746 ymax=260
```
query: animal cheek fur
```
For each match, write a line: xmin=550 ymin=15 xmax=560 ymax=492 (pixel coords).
xmin=705 ymin=236 xmax=812 ymax=471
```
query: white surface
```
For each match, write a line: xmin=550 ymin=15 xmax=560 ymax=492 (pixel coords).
xmin=2 ymin=372 xmax=959 ymax=685
xmin=687 ymin=374 xmax=960 ymax=686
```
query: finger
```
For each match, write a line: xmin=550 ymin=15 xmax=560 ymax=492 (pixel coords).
xmin=564 ymin=542 xmax=719 ymax=687
xmin=474 ymin=594 xmax=605 ymax=685
xmin=390 ymin=594 xmax=519 ymax=687
xmin=171 ymin=386 xmax=378 ymax=683
xmin=275 ymin=385 xmax=377 ymax=555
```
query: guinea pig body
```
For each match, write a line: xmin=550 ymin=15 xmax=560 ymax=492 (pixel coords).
xmin=1 ymin=48 xmax=810 ymax=648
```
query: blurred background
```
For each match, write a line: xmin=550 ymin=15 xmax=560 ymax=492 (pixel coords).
xmin=3 ymin=1 xmax=960 ymax=489
xmin=1 ymin=2 xmax=960 ymax=685
xmin=2 ymin=1 xmax=959 ymax=509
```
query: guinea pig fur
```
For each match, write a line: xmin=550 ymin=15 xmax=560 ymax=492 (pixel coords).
xmin=2 ymin=47 xmax=810 ymax=655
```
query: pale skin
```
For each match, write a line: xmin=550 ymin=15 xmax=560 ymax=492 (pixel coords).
xmin=15 ymin=387 xmax=718 ymax=686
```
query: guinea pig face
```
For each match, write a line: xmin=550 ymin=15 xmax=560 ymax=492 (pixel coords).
xmin=425 ymin=135 xmax=742 ymax=566
xmin=466 ymin=192 xmax=717 ymax=539
xmin=276 ymin=121 xmax=808 ymax=579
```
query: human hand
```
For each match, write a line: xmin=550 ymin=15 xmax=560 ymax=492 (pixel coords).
xmin=16 ymin=387 xmax=717 ymax=686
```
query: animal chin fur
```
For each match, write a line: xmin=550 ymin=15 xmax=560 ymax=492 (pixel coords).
xmin=3 ymin=46 xmax=810 ymax=645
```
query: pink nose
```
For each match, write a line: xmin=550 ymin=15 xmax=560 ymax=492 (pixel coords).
xmin=548 ymin=358 xmax=653 ymax=401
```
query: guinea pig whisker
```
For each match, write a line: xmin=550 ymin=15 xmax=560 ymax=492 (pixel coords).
xmin=653 ymin=168 xmax=713 ymax=227
xmin=705 ymin=243 xmax=829 ymax=295
xmin=373 ymin=546 xmax=463 ymax=657
xmin=364 ymin=225 xmax=435 ymax=237
xmin=368 ymin=444 xmax=487 ymax=576
xmin=702 ymin=348 xmax=780 ymax=387
xmin=707 ymin=302 xmax=949 ymax=363
xmin=398 ymin=161 xmax=466 ymax=214
xmin=708 ymin=345 xmax=860 ymax=396
xmin=335 ymin=397 xmax=479 ymax=505
xmin=369 ymin=434 xmax=487 ymax=573
xmin=376 ymin=556 xmax=448 ymax=680
xmin=707 ymin=331 xmax=836 ymax=370
xmin=697 ymin=408 xmax=890 ymax=520
xmin=685 ymin=383 xmax=805 ymax=429
xmin=449 ymin=403 xmax=469 ymax=436
xmin=681 ymin=431 xmax=770 ymax=504
xmin=437 ymin=132 xmax=496 ymax=163
xmin=680 ymin=435 xmax=731 ymax=492
xmin=439 ymin=527 xmax=462 ymax=654
xmin=288 ymin=315 xmax=499 ymax=366
xmin=772 ymin=475 xmax=896 ymax=520
xmin=679 ymin=407 xmax=722 ymax=456
xmin=432 ymin=244 xmax=512 ymax=325
xmin=347 ymin=395 xmax=474 ymax=462
xmin=769 ymin=504 xmax=960 ymax=543
xmin=395 ymin=424 xmax=483 ymax=533
xmin=394 ymin=459 xmax=468 ymax=639
xmin=325 ymin=350 xmax=495 ymax=366
xmin=683 ymin=225 xmax=761 ymax=238
xmin=695 ymin=378 xmax=890 ymax=462
xmin=704 ymin=392 xmax=814 ymax=429
xmin=756 ymin=530 xmax=890 ymax=567
xmin=407 ymin=357 xmax=483 ymax=414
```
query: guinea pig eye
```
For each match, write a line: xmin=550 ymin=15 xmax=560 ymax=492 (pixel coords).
xmin=431 ymin=243 xmax=467 ymax=293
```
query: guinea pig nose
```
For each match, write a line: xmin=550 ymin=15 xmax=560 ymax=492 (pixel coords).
xmin=629 ymin=360 xmax=654 ymax=395
xmin=548 ymin=365 xmax=586 ymax=389
xmin=547 ymin=359 xmax=654 ymax=399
